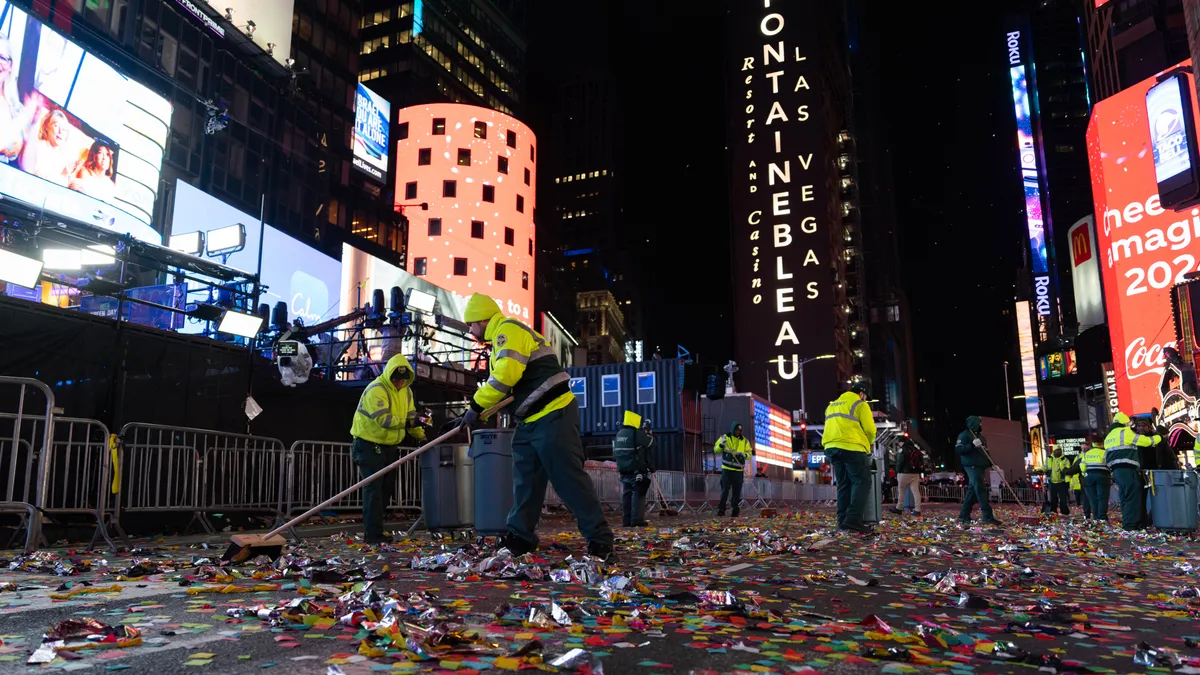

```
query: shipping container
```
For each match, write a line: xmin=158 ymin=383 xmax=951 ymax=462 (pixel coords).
xmin=702 ymin=394 xmax=794 ymax=480
xmin=577 ymin=430 xmax=702 ymax=473
xmin=567 ymin=360 xmax=691 ymax=434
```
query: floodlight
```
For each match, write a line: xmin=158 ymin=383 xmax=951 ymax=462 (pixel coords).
xmin=206 ymin=223 xmax=246 ymax=256
xmin=81 ymin=245 xmax=116 ymax=266
xmin=42 ymin=248 xmax=82 ymax=270
xmin=0 ymin=248 xmax=44 ymax=287
xmin=406 ymin=287 xmax=437 ymax=314
xmin=217 ymin=309 xmax=264 ymax=338
xmin=169 ymin=231 xmax=204 ymax=255
xmin=224 ymin=7 xmax=234 ymax=21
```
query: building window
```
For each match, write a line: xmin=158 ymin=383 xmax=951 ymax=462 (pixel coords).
xmin=636 ymin=371 xmax=656 ymax=405
xmin=506 ymin=130 xmax=516 ymax=148
xmin=418 ymin=148 xmax=431 ymax=165
xmin=516 ymin=195 xmax=524 ymax=213
xmin=433 ymin=118 xmax=446 ymax=134
xmin=413 ymin=257 xmax=427 ymax=276
xmin=528 ymin=238 xmax=533 ymax=255
xmin=601 ymin=374 xmax=620 ymax=408
xmin=524 ymin=168 xmax=530 ymax=185
xmin=482 ymin=184 xmax=495 ymax=202
xmin=495 ymin=262 xmax=506 ymax=281
xmin=453 ymin=258 xmax=468 ymax=275
xmin=504 ymin=227 xmax=514 ymax=245
xmin=405 ymin=181 xmax=417 ymax=199
xmin=498 ymin=156 xmax=509 ymax=174
xmin=522 ymin=271 xmax=528 ymax=289
xmin=458 ymin=148 xmax=471 ymax=166
xmin=428 ymin=218 xmax=442 ymax=236
xmin=530 ymin=145 xmax=535 ymax=162
xmin=471 ymin=220 xmax=484 ymax=238
xmin=397 ymin=122 xmax=409 ymax=140
xmin=570 ymin=377 xmax=587 ymax=408
xmin=474 ymin=121 xmax=487 ymax=139
xmin=443 ymin=180 xmax=457 ymax=197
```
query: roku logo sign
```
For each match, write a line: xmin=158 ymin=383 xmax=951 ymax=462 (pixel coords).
xmin=1034 ymin=275 xmax=1051 ymax=316
xmin=1006 ymin=31 xmax=1021 ymax=65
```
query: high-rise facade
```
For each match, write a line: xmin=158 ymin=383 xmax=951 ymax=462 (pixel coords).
xmin=1087 ymin=0 xmax=1188 ymax=102
xmin=727 ymin=0 xmax=864 ymax=418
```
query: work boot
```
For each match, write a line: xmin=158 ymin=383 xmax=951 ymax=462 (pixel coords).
xmin=587 ymin=541 xmax=617 ymax=562
xmin=844 ymin=522 xmax=874 ymax=534
xmin=499 ymin=533 xmax=537 ymax=556
xmin=981 ymin=518 xmax=1004 ymax=526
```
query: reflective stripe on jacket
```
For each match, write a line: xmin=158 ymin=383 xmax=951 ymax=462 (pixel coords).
xmin=1082 ymin=446 xmax=1109 ymax=473
xmin=716 ymin=434 xmax=751 ymax=471
xmin=1103 ymin=426 xmax=1159 ymax=470
xmin=470 ymin=314 xmax=572 ymax=424
xmin=350 ymin=354 xmax=425 ymax=446
xmin=821 ymin=392 xmax=877 ymax=453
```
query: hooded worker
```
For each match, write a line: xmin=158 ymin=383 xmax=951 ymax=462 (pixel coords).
xmin=458 ymin=293 xmax=615 ymax=561
xmin=715 ymin=421 xmax=752 ymax=517
xmin=955 ymin=415 xmax=1002 ymax=526
xmin=350 ymin=354 xmax=426 ymax=544
xmin=613 ymin=410 xmax=655 ymax=527
xmin=822 ymin=382 xmax=878 ymax=533
xmin=1104 ymin=411 xmax=1161 ymax=530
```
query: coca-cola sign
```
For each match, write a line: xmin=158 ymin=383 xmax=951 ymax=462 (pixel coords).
xmin=1088 ymin=60 xmax=1200 ymax=413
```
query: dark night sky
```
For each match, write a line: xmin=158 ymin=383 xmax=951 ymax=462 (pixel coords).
xmin=528 ymin=1 xmax=1028 ymax=434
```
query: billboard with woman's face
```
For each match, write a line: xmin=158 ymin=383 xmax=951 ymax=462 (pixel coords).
xmin=0 ymin=1 xmax=171 ymax=244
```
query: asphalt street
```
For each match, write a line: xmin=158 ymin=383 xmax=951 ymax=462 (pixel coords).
xmin=3 ymin=504 xmax=1200 ymax=674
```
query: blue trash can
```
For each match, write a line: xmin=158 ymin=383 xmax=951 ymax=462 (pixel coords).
xmin=469 ymin=429 xmax=515 ymax=536
xmin=1149 ymin=470 xmax=1199 ymax=531
xmin=420 ymin=444 xmax=462 ymax=530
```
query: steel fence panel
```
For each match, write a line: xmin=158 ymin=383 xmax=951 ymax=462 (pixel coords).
xmin=285 ymin=441 xmax=423 ymax=532
xmin=40 ymin=417 xmax=120 ymax=550
xmin=0 ymin=377 xmax=53 ymax=552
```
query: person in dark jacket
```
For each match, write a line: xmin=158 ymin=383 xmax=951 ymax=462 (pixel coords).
xmin=956 ymin=416 xmax=1002 ymax=526
xmin=891 ymin=437 xmax=924 ymax=515
xmin=613 ymin=410 xmax=655 ymax=527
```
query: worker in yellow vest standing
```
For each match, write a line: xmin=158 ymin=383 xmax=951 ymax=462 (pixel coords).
xmin=1081 ymin=432 xmax=1110 ymax=522
xmin=822 ymin=383 xmax=877 ymax=534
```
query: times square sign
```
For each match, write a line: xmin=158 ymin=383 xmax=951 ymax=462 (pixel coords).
xmin=729 ymin=0 xmax=838 ymax=415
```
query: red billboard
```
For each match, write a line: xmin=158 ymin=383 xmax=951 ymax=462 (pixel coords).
xmin=1087 ymin=60 xmax=1200 ymax=414
xmin=394 ymin=103 xmax=536 ymax=321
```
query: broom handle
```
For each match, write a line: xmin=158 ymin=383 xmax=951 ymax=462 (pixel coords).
xmin=263 ymin=397 xmax=513 ymax=539
xmin=970 ymin=430 xmax=1024 ymax=507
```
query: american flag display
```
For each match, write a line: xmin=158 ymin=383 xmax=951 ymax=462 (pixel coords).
xmin=753 ymin=399 xmax=794 ymax=469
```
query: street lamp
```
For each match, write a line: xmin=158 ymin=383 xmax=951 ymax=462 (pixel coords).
xmin=770 ymin=354 xmax=836 ymax=415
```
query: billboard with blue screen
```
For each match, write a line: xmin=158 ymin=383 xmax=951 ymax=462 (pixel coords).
xmin=353 ymin=83 xmax=389 ymax=181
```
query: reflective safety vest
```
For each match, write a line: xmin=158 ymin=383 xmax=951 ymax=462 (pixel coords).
xmin=1103 ymin=426 xmax=1159 ymax=470
xmin=1081 ymin=446 xmax=1109 ymax=473
xmin=821 ymin=392 xmax=877 ymax=453
xmin=716 ymin=434 xmax=752 ymax=472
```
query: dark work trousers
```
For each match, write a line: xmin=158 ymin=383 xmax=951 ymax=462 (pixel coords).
xmin=350 ymin=438 xmax=399 ymax=541
xmin=827 ymin=448 xmax=871 ymax=528
xmin=959 ymin=465 xmax=997 ymax=522
xmin=1111 ymin=466 xmax=1145 ymax=530
xmin=620 ymin=473 xmax=650 ymax=525
xmin=1074 ymin=488 xmax=1091 ymax=518
xmin=717 ymin=470 xmax=745 ymax=516
xmin=506 ymin=400 xmax=613 ymax=548
xmin=1085 ymin=471 xmax=1111 ymax=521
xmin=1048 ymin=482 xmax=1071 ymax=515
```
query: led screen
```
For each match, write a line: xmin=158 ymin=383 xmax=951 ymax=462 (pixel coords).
xmin=170 ymin=180 xmax=342 ymax=333
xmin=1147 ymin=76 xmax=1194 ymax=184
xmin=1087 ymin=60 xmax=1200 ymax=413
xmin=1009 ymin=60 xmax=1052 ymax=317
xmin=753 ymin=398 xmax=795 ymax=469
xmin=394 ymin=103 xmax=535 ymax=321
xmin=0 ymin=1 xmax=170 ymax=244
xmin=353 ymin=83 xmax=389 ymax=181
xmin=1016 ymin=300 xmax=1041 ymax=428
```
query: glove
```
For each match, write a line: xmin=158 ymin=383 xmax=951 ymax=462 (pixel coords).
xmin=972 ymin=438 xmax=982 ymax=447
xmin=461 ymin=408 xmax=480 ymax=428
xmin=634 ymin=473 xmax=644 ymax=483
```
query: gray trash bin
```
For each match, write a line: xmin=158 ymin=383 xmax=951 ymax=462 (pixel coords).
xmin=420 ymin=444 xmax=462 ymax=530
xmin=1149 ymin=470 xmax=1199 ymax=531
xmin=469 ymin=429 xmax=515 ymax=536
xmin=863 ymin=456 xmax=883 ymax=524
xmin=455 ymin=444 xmax=474 ymax=527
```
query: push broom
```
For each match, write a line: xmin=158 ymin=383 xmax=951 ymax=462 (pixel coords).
xmin=221 ymin=397 xmax=512 ymax=563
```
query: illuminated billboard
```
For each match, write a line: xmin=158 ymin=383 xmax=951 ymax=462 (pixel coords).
xmin=1006 ymin=26 xmax=1053 ymax=318
xmin=175 ymin=0 xmax=296 ymax=66
xmin=394 ymin=103 xmax=535 ymax=321
xmin=1087 ymin=60 xmax=1200 ymax=414
xmin=1067 ymin=215 xmax=1105 ymax=330
xmin=1016 ymin=300 xmax=1041 ymax=429
xmin=171 ymin=181 xmax=342 ymax=333
xmin=0 ymin=1 xmax=171 ymax=244
xmin=753 ymin=398 xmax=794 ymax=469
xmin=729 ymin=0 xmax=838 ymax=415
xmin=353 ymin=83 xmax=390 ymax=181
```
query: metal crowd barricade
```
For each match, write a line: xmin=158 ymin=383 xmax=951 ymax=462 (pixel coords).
xmin=285 ymin=440 xmax=422 ymax=538
xmin=116 ymin=423 xmax=288 ymax=535
xmin=39 ymin=416 xmax=121 ymax=550
xmin=0 ymin=377 xmax=54 ymax=552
